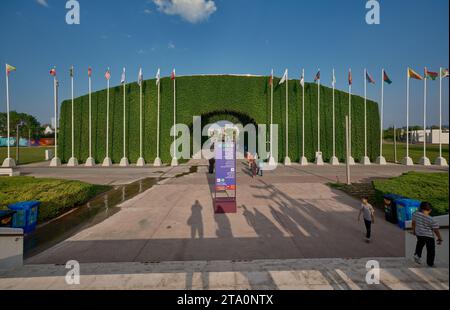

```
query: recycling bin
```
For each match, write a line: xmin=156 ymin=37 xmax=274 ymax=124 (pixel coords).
xmin=383 ymin=194 xmax=404 ymax=224
xmin=8 ymin=201 xmax=41 ymax=234
xmin=0 ymin=210 xmax=16 ymax=228
xmin=396 ymin=199 xmax=421 ymax=230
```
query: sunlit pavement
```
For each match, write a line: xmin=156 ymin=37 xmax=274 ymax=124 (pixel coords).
xmin=4 ymin=162 xmax=448 ymax=290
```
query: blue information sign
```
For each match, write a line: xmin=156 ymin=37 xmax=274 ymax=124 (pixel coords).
xmin=215 ymin=142 xmax=236 ymax=191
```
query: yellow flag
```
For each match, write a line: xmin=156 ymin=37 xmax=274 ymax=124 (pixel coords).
xmin=6 ymin=64 xmax=16 ymax=76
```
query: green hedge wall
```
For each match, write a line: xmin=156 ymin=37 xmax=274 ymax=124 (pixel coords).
xmin=59 ymin=75 xmax=380 ymax=164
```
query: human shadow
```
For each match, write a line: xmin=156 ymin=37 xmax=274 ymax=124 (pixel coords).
xmin=187 ymin=200 xmax=204 ymax=239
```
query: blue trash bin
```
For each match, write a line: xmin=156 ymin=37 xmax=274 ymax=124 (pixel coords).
xmin=396 ymin=199 xmax=421 ymax=230
xmin=8 ymin=201 xmax=41 ymax=234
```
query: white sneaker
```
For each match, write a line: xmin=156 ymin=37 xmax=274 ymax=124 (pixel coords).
xmin=414 ymin=254 xmax=422 ymax=264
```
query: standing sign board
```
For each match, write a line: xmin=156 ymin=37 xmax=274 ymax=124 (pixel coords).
xmin=214 ymin=141 xmax=237 ymax=213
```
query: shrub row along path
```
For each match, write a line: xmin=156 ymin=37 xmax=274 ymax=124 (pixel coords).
xmin=4 ymin=163 xmax=447 ymax=290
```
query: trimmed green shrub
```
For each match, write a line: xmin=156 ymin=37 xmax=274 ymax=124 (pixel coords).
xmin=59 ymin=75 xmax=380 ymax=164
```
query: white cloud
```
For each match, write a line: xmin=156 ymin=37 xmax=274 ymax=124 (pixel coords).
xmin=36 ymin=0 xmax=49 ymax=7
xmin=153 ymin=0 xmax=217 ymax=23
xmin=143 ymin=9 xmax=152 ymax=14
xmin=168 ymin=42 xmax=176 ymax=49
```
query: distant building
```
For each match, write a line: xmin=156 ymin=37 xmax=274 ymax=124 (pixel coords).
xmin=44 ymin=126 xmax=54 ymax=135
xmin=410 ymin=129 xmax=449 ymax=144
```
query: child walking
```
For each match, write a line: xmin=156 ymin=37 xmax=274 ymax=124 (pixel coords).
xmin=358 ymin=196 xmax=375 ymax=242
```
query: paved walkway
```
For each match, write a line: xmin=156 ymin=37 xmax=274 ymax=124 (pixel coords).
xmin=24 ymin=163 xmax=430 ymax=264
xmin=0 ymin=258 xmax=448 ymax=290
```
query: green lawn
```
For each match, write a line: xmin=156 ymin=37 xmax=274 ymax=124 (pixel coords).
xmin=373 ymin=172 xmax=449 ymax=216
xmin=382 ymin=142 xmax=449 ymax=164
xmin=0 ymin=176 xmax=111 ymax=223
xmin=0 ymin=146 xmax=53 ymax=165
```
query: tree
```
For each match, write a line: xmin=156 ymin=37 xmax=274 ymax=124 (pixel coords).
xmin=0 ymin=111 xmax=41 ymax=138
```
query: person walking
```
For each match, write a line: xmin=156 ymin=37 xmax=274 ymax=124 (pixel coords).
xmin=358 ymin=196 xmax=375 ymax=242
xmin=412 ymin=202 xmax=443 ymax=267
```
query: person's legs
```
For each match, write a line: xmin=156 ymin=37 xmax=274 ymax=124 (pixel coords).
xmin=424 ymin=237 xmax=436 ymax=267
xmin=364 ymin=219 xmax=372 ymax=239
xmin=415 ymin=236 xmax=426 ymax=258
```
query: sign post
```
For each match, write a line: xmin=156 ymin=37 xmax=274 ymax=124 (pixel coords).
xmin=214 ymin=136 xmax=237 ymax=214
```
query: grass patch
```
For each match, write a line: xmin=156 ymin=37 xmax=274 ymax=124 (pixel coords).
xmin=382 ymin=142 xmax=449 ymax=164
xmin=373 ymin=172 xmax=449 ymax=216
xmin=0 ymin=176 xmax=111 ymax=223
xmin=0 ymin=146 xmax=52 ymax=165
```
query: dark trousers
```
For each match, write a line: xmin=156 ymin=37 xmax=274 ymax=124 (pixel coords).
xmin=364 ymin=219 xmax=372 ymax=239
xmin=415 ymin=236 xmax=436 ymax=267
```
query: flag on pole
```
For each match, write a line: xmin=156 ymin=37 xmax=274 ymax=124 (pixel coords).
xmin=6 ymin=64 xmax=16 ymax=76
xmin=88 ymin=67 xmax=92 ymax=77
xmin=138 ymin=67 xmax=143 ymax=86
xmin=105 ymin=68 xmax=111 ymax=80
xmin=120 ymin=67 xmax=126 ymax=84
xmin=70 ymin=66 xmax=74 ymax=78
xmin=279 ymin=69 xmax=288 ymax=85
xmin=156 ymin=68 xmax=161 ymax=85
xmin=366 ymin=71 xmax=376 ymax=84
xmin=50 ymin=67 xmax=56 ymax=76
xmin=408 ymin=67 xmax=423 ymax=80
xmin=269 ymin=69 xmax=273 ymax=87
xmin=383 ymin=70 xmax=392 ymax=84
xmin=300 ymin=72 xmax=305 ymax=87
xmin=441 ymin=68 xmax=450 ymax=78
xmin=348 ymin=69 xmax=353 ymax=85
xmin=424 ymin=67 xmax=438 ymax=80
xmin=314 ymin=70 xmax=320 ymax=82
xmin=171 ymin=69 xmax=176 ymax=80
xmin=332 ymin=70 xmax=336 ymax=87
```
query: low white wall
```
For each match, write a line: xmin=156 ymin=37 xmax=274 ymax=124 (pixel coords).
xmin=0 ymin=228 xmax=24 ymax=271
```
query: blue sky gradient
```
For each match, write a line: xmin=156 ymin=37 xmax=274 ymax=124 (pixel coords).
xmin=0 ymin=0 xmax=448 ymax=127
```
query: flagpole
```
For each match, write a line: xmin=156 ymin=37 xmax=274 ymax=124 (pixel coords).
xmin=154 ymin=71 xmax=162 ymax=166
xmin=331 ymin=69 xmax=338 ymax=165
xmin=50 ymin=72 xmax=61 ymax=167
xmin=269 ymin=69 xmax=275 ymax=165
xmin=68 ymin=66 xmax=78 ymax=166
xmin=403 ymin=68 xmax=413 ymax=166
xmin=171 ymin=70 xmax=178 ymax=166
xmin=284 ymin=69 xmax=291 ymax=166
xmin=120 ymin=68 xmax=129 ymax=167
xmin=361 ymin=69 xmax=370 ymax=165
xmin=86 ymin=69 xmax=95 ymax=166
xmin=435 ymin=67 xmax=448 ymax=166
xmin=315 ymin=69 xmax=323 ymax=165
xmin=2 ymin=65 xmax=15 ymax=168
xmin=137 ymin=68 xmax=145 ymax=167
xmin=300 ymin=69 xmax=307 ymax=165
xmin=103 ymin=69 xmax=112 ymax=167
xmin=420 ymin=69 xmax=430 ymax=165
xmin=377 ymin=69 xmax=387 ymax=165
xmin=348 ymin=69 xmax=354 ymax=165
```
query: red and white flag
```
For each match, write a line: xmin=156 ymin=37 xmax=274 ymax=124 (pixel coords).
xmin=171 ymin=69 xmax=176 ymax=80
xmin=50 ymin=67 xmax=56 ymax=76
xmin=88 ymin=67 xmax=92 ymax=77
xmin=105 ymin=68 xmax=111 ymax=81
xmin=348 ymin=69 xmax=353 ymax=85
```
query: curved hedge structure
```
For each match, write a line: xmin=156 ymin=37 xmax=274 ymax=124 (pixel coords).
xmin=59 ymin=75 xmax=380 ymax=164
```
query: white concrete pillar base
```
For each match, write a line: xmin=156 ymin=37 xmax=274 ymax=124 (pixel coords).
xmin=2 ymin=158 xmax=16 ymax=168
xmin=136 ymin=157 xmax=146 ymax=167
xmin=284 ymin=157 xmax=291 ymax=166
xmin=434 ymin=157 xmax=448 ymax=167
xmin=49 ymin=157 xmax=61 ymax=167
xmin=85 ymin=157 xmax=96 ymax=167
xmin=361 ymin=156 xmax=371 ymax=166
xmin=119 ymin=157 xmax=130 ymax=167
xmin=315 ymin=155 xmax=324 ymax=166
xmin=153 ymin=157 xmax=162 ymax=167
xmin=268 ymin=156 xmax=277 ymax=166
xmin=171 ymin=157 xmax=179 ymax=167
xmin=376 ymin=156 xmax=387 ymax=165
xmin=348 ymin=156 xmax=355 ymax=166
xmin=67 ymin=157 xmax=79 ymax=167
xmin=402 ymin=156 xmax=414 ymax=166
xmin=102 ymin=157 xmax=112 ymax=167
xmin=419 ymin=157 xmax=431 ymax=166
xmin=299 ymin=156 xmax=309 ymax=166
xmin=330 ymin=156 xmax=340 ymax=166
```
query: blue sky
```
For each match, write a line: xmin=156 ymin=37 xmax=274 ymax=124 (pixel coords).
xmin=0 ymin=0 xmax=448 ymax=128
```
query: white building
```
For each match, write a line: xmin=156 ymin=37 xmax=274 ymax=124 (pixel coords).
xmin=410 ymin=129 xmax=449 ymax=145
